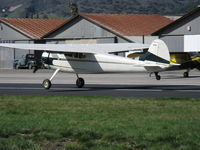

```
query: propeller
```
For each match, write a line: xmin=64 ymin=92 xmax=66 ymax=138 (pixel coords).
xmin=33 ymin=65 xmax=39 ymax=73
xmin=33 ymin=59 xmax=43 ymax=73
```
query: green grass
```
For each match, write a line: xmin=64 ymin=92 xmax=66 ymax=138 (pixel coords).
xmin=0 ymin=95 xmax=200 ymax=150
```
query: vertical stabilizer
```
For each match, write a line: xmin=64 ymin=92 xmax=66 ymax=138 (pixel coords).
xmin=139 ymin=39 xmax=170 ymax=64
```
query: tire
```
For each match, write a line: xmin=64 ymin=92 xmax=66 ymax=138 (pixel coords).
xmin=76 ymin=78 xmax=85 ymax=88
xmin=183 ymin=72 xmax=189 ymax=78
xmin=42 ymin=79 xmax=52 ymax=90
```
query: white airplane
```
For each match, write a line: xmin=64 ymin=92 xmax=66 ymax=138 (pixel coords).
xmin=0 ymin=39 xmax=170 ymax=89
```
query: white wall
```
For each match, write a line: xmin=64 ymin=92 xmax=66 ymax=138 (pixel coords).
xmin=184 ymin=35 xmax=200 ymax=52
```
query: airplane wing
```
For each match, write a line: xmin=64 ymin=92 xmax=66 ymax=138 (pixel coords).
xmin=0 ymin=43 xmax=149 ymax=54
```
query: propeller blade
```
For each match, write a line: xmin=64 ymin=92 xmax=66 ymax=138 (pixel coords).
xmin=33 ymin=66 xmax=39 ymax=73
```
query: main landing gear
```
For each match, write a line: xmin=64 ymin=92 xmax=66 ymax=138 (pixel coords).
xmin=154 ymin=72 xmax=161 ymax=80
xmin=42 ymin=69 xmax=85 ymax=90
xmin=76 ymin=74 xmax=85 ymax=88
xmin=183 ymin=70 xmax=190 ymax=78
xmin=42 ymin=69 xmax=59 ymax=89
xmin=183 ymin=72 xmax=189 ymax=78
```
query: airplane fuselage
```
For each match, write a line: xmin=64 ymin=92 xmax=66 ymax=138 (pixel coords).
xmin=42 ymin=52 xmax=167 ymax=74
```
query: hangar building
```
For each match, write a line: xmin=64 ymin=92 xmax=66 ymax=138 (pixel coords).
xmin=153 ymin=7 xmax=200 ymax=53
xmin=0 ymin=18 xmax=68 ymax=69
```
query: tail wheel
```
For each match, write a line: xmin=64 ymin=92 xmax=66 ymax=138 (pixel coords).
xmin=76 ymin=78 xmax=85 ymax=88
xmin=42 ymin=79 xmax=52 ymax=90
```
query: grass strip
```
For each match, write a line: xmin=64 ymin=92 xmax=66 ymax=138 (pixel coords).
xmin=0 ymin=95 xmax=199 ymax=150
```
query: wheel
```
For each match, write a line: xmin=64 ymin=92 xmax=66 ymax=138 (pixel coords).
xmin=42 ymin=79 xmax=51 ymax=90
xmin=156 ymin=75 xmax=161 ymax=80
xmin=76 ymin=78 xmax=85 ymax=88
xmin=183 ymin=72 xmax=189 ymax=78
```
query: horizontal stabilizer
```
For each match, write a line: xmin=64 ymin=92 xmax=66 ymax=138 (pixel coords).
xmin=144 ymin=66 xmax=164 ymax=72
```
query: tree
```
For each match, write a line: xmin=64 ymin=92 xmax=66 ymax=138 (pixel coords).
xmin=68 ymin=2 xmax=79 ymax=17
xmin=25 ymin=0 xmax=36 ymax=18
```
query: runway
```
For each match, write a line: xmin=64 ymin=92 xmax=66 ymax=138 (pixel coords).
xmin=0 ymin=69 xmax=200 ymax=98
xmin=1 ymin=83 xmax=200 ymax=98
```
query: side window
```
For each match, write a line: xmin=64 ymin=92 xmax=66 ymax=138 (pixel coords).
xmin=65 ymin=53 xmax=86 ymax=59
xmin=77 ymin=53 xmax=86 ymax=58
xmin=65 ymin=53 xmax=73 ymax=57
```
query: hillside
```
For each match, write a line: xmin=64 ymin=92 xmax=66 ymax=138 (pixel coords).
xmin=0 ymin=0 xmax=199 ymax=18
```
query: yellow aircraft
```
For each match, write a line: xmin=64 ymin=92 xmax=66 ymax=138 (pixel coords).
xmin=128 ymin=52 xmax=200 ymax=78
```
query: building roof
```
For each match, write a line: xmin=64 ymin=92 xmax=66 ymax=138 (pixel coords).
xmin=0 ymin=18 xmax=68 ymax=39
xmin=0 ymin=14 xmax=174 ymax=40
xmin=80 ymin=14 xmax=174 ymax=36
xmin=153 ymin=7 xmax=200 ymax=35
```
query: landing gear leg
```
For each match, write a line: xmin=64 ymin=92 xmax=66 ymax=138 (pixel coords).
xmin=42 ymin=69 xmax=60 ymax=90
xmin=155 ymin=72 xmax=161 ymax=80
xmin=76 ymin=74 xmax=85 ymax=88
